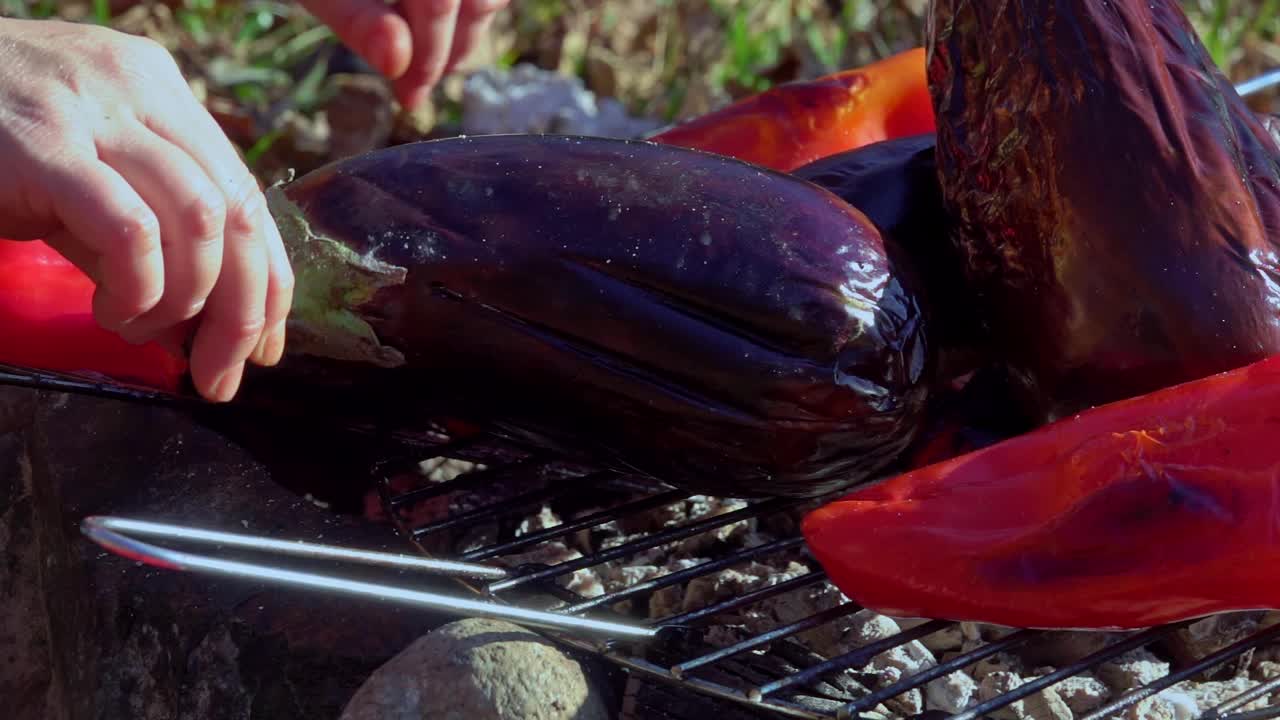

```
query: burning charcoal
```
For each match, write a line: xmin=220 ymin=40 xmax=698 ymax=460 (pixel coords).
xmin=1179 ymin=676 xmax=1272 ymax=713
xmin=1098 ymin=649 xmax=1172 ymax=692
xmin=749 ymin=583 xmax=850 ymax=658
xmin=676 ymin=561 xmax=810 ymax=616
xmin=858 ymin=618 xmax=938 ymax=715
xmin=339 ymin=618 xmax=609 ymax=720
xmin=898 ymin=619 xmax=965 ymax=655
xmin=455 ymin=523 xmax=500 ymax=554
xmin=1254 ymin=660 xmax=1280 ymax=680
xmin=1053 ymin=674 xmax=1112 ymax=714
xmin=1163 ymin=613 xmax=1265 ymax=679
xmin=648 ymin=559 xmax=707 ymax=619
xmin=672 ymin=497 xmax=754 ymax=555
xmin=615 ymin=499 xmax=690 ymax=535
xmin=977 ymin=672 xmax=1073 ymax=720
xmin=924 ymin=671 xmax=978 ymax=713
xmin=516 ymin=504 xmax=563 ymax=536
xmin=1125 ymin=697 xmax=1178 ymax=720
xmin=1018 ymin=631 xmax=1124 ymax=668
xmin=971 ymin=652 xmax=1027 ymax=681
xmin=977 ymin=672 xmax=1022 ymax=718
xmin=419 ymin=456 xmax=483 ymax=479
xmin=566 ymin=569 xmax=605 ymax=599
xmin=1019 ymin=688 xmax=1073 ymax=720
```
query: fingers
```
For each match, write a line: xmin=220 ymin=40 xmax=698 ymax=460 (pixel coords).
xmin=296 ymin=0 xmax=413 ymax=79
xmin=39 ymin=155 xmax=165 ymax=333
xmin=394 ymin=0 xmax=509 ymax=109
xmin=142 ymin=89 xmax=295 ymax=400
xmin=186 ymin=192 xmax=270 ymax=403
xmin=392 ymin=0 xmax=462 ymax=110
xmin=442 ymin=0 xmax=507 ymax=77
xmin=95 ymin=120 xmax=225 ymax=345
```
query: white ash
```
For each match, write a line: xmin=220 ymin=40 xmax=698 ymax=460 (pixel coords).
xmin=461 ymin=64 xmax=664 ymax=138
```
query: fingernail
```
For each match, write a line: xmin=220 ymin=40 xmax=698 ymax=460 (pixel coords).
xmin=266 ymin=322 xmax=287 ymax=366
xmin=250 ymin=321 xmax=286 ymax=366
xmin=212 ymin=365 xmax=244 ymax=403
xmin=116 ymin=320 xmax=155 ymax=346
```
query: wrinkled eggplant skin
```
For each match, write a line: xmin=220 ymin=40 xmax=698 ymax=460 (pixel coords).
xmin=792 ymin=134 xmax=984 ymax=379
xmin=928 ymin=0 xmax=1280 ymax=423
xmin=270 ymin=134 xmax=932 ymax=498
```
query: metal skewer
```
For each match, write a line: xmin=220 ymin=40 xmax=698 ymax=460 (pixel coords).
xmin=1238 ymin=68 xmax=1280 ymax=97
xmin=81 ymin=515 xmax=660 ymax=642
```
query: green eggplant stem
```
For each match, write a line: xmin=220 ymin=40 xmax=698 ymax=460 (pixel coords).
xmin=265 ymin=182 xmax=408 ymax=369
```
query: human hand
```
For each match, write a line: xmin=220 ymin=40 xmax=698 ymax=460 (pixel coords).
xmin=0 ymin=18 xmax=294 ymax=402
xmin=297 ymin=0 xmax=510 ymax=110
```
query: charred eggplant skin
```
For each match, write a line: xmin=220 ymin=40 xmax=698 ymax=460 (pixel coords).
xmin=928 ymin=0 xmax=1280 ymax=422
xmin=267 ymin=134 xmax=932 ymax=498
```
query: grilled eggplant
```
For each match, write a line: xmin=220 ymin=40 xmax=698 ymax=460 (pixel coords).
xmin=928 ymin=0 xmax=1280 ymax=423
xmin=791 ymin=134 xmax=982 ymax=377
xmin=255 ymin=134 xmax=932 ymax=498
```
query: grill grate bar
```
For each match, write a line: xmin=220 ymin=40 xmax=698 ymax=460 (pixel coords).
xmin=1220 ymin=708 xmax=1280 ymax=720
xmin=488 ymin=497 xmax=804 ymax=592
xmin=562 ymin=537 xmax=806 ymax=614
xmin=392 ymin=456 xmax=557 ymax=508
xmin=837 ymin=629 xmax=1038 ymax=717
xmin=751 ymin=619 xmax=953 ymax=699
xmin=460 ymin=489 xmax=692 ymax=561
xmin=408 ymin=472 xmax=610 ymax=537
xmin=1080 ymin=623 xmax=1280 ymax=720
xmin=671 ymin=601 xmax=865 ymax=678
xmin=656 ymin=570 xmax=828 ymax=628
xmin=1209 ymin=675 xmax=1280 ymax=718
xmin=611 ymin=654 xmax=831 ymax=720
xmin=948 ymin=623 xmax=1187 ymax=720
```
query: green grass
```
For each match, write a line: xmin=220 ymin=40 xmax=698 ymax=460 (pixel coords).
xmin=0 ymin=0 xmax=1275 ymax=177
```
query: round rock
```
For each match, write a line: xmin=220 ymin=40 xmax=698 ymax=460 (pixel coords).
xmin=340 ymin=618 xmax=610 ymax=720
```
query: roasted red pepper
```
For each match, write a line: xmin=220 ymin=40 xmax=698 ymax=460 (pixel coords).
xmin=0 ymin=239 xmax=186 ymax=390
xmin=651 ymin=47 xmax=935 ymax=172
xmin=802 ymin=353 xmax=1280 ymax=630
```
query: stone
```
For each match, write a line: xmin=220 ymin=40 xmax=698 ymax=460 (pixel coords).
xmin=0 ymin=387 xmax=502 ymax=720
xmin=460 ymin=64 xmax=662 ymax=139
xmin=339 ymin=618 xmax=610 ymax=720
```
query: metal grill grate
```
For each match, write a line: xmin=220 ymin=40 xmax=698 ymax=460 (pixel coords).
xmin=371 ymin=427 xmax=1280 ymax=720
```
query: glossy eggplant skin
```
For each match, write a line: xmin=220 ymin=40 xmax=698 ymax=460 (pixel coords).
xmin=266 ymin=134 xmax=932 ymax=498
xmin=928 ymin=0 xmax=1280 ymax=423
xmin=792 ymin=134 xmax=982 ymax=379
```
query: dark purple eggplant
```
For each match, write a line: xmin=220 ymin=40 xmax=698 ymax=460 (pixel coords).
xmin=257 ymin=134 xmax=932 ymax=498
xmin=791 ymin=134 xmax=984 ymax=381
xmin=927 ymin=0 xmax=1280 ymax=423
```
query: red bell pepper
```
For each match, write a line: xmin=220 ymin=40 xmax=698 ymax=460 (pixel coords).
xmin=802 ymin=353 xmax=1280 ymax=630
xmin=651 ymin=47 xmax=935 ymax=172
xmin=0 ymin=239 xmax=186 ymax=391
